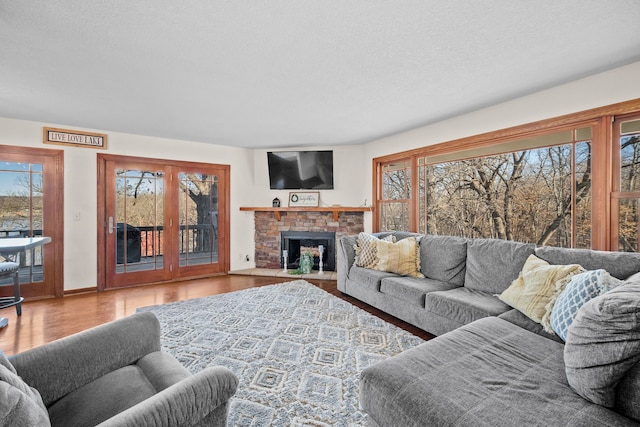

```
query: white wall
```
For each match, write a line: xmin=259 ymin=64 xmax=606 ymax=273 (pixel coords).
xmin=242 ymin=145 xmax=371 ymax=255
xmin=251 ymin=145 xmax=369 ymax=207
xmin=365 ymin=62 xmax=640 ymax=162
xmin=2 ymin=61 xmax=639 ymax=291
xmin=0 ymin=118 xmax=369 ymax=290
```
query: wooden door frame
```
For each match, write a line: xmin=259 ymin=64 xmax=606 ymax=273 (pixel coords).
xmin=97 ymin=154 xmax=230 ymax=291
xmin=171 ymin=163 xmax=230 ymax=279
xmin=0 ymin=144 xmax=64 ymax=298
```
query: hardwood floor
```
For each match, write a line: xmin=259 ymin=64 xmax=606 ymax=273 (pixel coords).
xmin=0 ymin=275 xmax=434 ymax=356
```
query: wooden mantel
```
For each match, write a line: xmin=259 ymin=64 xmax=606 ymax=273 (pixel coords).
xmin=240 ymin=206 xmax=371 ymax=221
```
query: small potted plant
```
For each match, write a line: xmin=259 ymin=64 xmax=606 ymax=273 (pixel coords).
xmin=299 ymin=251 xmax=313 ymax=274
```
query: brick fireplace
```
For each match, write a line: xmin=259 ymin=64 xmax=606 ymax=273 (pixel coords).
xmin=253 ymin=210 xmax=364 ymax=269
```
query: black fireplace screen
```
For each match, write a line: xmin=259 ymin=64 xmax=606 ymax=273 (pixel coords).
xmin=281 ymin=231 xmax=336 ymax=271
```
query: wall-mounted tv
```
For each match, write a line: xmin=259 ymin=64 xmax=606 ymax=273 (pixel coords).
xmin=267 ymin=150 xmax=334 ymax=190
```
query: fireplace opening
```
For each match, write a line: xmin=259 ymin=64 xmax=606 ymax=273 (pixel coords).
xmin=281 ymin=231 xmax=336 ymax=271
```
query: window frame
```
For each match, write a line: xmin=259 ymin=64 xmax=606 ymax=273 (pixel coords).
xmin=373 ymin=98 xmax=640 ymax=251
xmin=611 ymin=112 xmax=640 ymax=250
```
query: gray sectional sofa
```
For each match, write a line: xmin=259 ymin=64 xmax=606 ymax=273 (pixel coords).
xmin=337 ymin=232 xmax=640 ymax=426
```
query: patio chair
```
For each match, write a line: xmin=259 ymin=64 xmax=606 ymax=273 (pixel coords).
xmin=0 ymin=262 xmax=22 ymax=316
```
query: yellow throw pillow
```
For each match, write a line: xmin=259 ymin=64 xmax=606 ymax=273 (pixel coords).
xmin=375 ymin=237 xmax=424 ymax=278
xmin=499 ymin=254 xmax=584 ymax=323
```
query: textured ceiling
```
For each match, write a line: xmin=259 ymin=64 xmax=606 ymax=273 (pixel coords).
xmin=1 ymin=1 xmax=639 ymax=148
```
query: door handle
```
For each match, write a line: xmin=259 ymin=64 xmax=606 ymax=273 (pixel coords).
xmin=108 ymin=217 xmax=115 ymax=234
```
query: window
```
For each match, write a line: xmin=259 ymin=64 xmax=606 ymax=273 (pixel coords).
xmin=373 ymin=98 xmax=640 ymax=251
xmin=416 ymin=128 xmax=591 ymax=247
xmin=613 ymin=114 xmax=640 ymax=251
xmin=378 ymin=160 xmax=412 ymax=231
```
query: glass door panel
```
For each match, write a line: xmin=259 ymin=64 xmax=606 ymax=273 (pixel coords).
xmin=0 ymin=146 xmax=62 ymax=299
xmin=105 ymin=160 xmax=171 ymax=288
xmin=99 ymin=155 xmax=229 ymax=288
xmin=178 ymin=173 xmax=218 ymax=267
xmin=0 ymin=161 xmax=45 ymax=283
xmin=175 ymin=164 xmax=227 ymax=278
xmin=115 ymin=169 xmax=165 ymax=273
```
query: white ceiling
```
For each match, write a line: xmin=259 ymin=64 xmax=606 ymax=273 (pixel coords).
xmin=1 ymin=1 xmax=639 ymax=149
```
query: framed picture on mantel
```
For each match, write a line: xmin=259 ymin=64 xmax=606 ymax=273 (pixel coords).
xmin=289 ymin=191 xmax=319 ymax=207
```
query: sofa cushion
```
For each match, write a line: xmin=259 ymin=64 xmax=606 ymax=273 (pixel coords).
xmin=498 ymin=309 xmax=564 ymax=343
xmin=391 ymin=231 xmax=422 ymax=241
xmin=360 ymin=317 xmax=634 ymax=427
xmin=549 ymin=269 xmax=624 ymax=341
xmin=464 ymin=238 xmax=535 ymax=294
xmin=498 ymin=254 xmax=584 ymax=324
xmin=380 ymin=276 xmax=459 ymax=308
xmin=564 ymin=280 xmax=640 ymax=409
xmin=535 ymin=246 xmax=640 ymax=280
xmin=348 ymin=266 xmax=398 ymax=293
xmin=425 ymin=287 xmax=511 ymax=327
xmin=0 ymin=351 xmax=51 ymax=427
xmin=420 ymin=234 xmax=467 ymax=286
xmin=48 ymin=364 xmax=156 ymax=426
xmin=616 ymin=362 xmax=640 ymax=422
xmin=354 ymin=232 xmax=394 ymax=268
xmin=375 ymin=237 xmax=424 ymax=278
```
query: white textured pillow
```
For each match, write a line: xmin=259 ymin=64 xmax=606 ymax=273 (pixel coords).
xmin=498 ymin=254 xmax=584 ymax=323
xmin=354 ymin=233 xmax=395 ymax=269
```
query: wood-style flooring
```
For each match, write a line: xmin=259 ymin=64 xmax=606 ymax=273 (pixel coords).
xmin=0 ymin=275 xmax=434 ymax=356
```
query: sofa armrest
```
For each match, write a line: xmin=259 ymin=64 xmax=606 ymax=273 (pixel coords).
xmin=10 ymin=312 xmax=161 ymax=406
xmin=337 ymin=235 xmax=357 ymax=293
xmin=96 ymin=366 xmax=239 ymax=427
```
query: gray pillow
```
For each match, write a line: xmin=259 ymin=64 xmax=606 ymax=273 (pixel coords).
xmin=615 ymin=362 xmax=640 ymax=422
xmin=464 ymin=238 xmax=535 ymax=294
xmin=564 ymin=281 xmax=640 ymax=408
xmin=535 ymin=246 xmax=640 ymax=280
xmin=420 ymin=234 xmax=467 ymax=286
xmin=0 ymin=356 xmax=51 ymax=426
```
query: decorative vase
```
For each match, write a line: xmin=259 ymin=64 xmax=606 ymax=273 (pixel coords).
xmin=300 ymin=252 xmax=313 ymax=274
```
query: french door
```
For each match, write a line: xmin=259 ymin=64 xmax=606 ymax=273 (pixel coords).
xmin=0 ymin=145 xmax=63 ymax=298
xmin=98 ymin=154 xmax=229 ymax=289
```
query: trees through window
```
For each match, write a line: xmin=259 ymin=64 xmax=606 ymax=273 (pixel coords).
xmin=374 ymin=100 xmax=640 ymax=251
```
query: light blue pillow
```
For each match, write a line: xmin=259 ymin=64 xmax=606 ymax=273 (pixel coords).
xmin=550 ymin=269 xmax=623 ymax=341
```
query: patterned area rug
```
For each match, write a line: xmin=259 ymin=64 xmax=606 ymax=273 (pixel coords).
xmin=138 ymin=279 xmax=425 ymax=426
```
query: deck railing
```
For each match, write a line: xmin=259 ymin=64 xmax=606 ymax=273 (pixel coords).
xmin=1 ymin=225 xmax=217 ymax=259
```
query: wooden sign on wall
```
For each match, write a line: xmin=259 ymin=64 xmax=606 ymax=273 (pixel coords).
xmin=43 ymin=127 xmax=107 ymax=149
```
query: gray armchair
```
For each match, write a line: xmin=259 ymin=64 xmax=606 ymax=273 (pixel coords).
xmin=1 ymin=312 xmax=238 ymax=426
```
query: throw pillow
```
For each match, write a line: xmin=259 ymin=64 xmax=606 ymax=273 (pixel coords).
xmin=375 ymin=237 xmax=425 ymax=278
xmin=626 ymin=270 xmax=640 ymax=284
xmin=564 ymin=280 xmax=640 ymax=408
xmin=354 ymin=232 xmax=394 ymax=269
xmin=498 ymin=254 xmax=584 ymax=323
xmin=0 ymin=360 xmax=51 ymax=426
xmin=549 ymin=269 xmax=624 ymax=341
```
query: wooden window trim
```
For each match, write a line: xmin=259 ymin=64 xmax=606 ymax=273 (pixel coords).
xmin=373 ymin=98 xmax=640 ymax=250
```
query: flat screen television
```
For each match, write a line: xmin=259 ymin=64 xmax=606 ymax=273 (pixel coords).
xmin=267 ymin=150 xmax=334 ymax=190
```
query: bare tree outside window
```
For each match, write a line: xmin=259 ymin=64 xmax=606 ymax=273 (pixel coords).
xmin=617 ymin=118 xmax=640 ymax=251
xmin=381 ymin=129 xmax=593 ymax=249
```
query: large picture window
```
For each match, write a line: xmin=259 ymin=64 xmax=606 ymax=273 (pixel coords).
xmin=418 ymin=128 xmax=592 ymax=247
xmin=373 ymin=98 xmax=640 ymax=251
